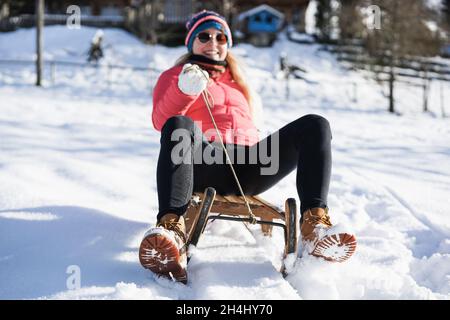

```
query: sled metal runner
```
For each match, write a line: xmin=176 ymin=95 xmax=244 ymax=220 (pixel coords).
xmin=184 ymin=187 xmax=299 ymax=275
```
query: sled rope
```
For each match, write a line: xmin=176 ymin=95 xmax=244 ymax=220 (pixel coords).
xmin=200 ymin=83 xmax=257 ymax=225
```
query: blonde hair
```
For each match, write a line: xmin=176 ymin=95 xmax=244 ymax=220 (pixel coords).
xmin=174 ymin=51 xmax=255 ymax=117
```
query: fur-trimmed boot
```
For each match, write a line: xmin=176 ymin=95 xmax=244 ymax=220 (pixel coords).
xmin=301 ymin=207 xmax=356 ymax=262
xmin=139 ymin=214 xmax=188 ymax=283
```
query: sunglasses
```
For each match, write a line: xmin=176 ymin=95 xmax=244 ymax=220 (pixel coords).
xmin=196 ymin=32 xmax=228 ymax=45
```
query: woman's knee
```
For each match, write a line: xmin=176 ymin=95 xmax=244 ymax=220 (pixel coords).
xmin=297 ymin=114 xmax=332 ymax=139
xmin=161 ymin=115 xmax=195 ymax=135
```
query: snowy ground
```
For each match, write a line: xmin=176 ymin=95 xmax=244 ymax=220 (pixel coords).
xmin=0 ymin=26 xmax=449 ymax=300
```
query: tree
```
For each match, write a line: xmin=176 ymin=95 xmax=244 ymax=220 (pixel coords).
xmin=338 ymin=0 xmax=365 ymax=42
xmin=9 ymin=0 xmax=33 ymax=15
xmin=440 ymin=0 xmax=450 ymax=32
xmin=361 ymin=0 xmax=443 ymax=113
xmin=315 ymin=0 xmax=333 ymax=42
xmin=443 ymin=0 xmax=450 ymax=25
xmin=0 ymin=1 xmax=10 ymax=21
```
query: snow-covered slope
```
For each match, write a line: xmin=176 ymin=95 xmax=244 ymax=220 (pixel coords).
xmin=0 ymin=26 xmax=449 ymax=300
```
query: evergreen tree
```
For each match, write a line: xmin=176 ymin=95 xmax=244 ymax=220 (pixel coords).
xmin=315 ymin=0 xmax=333 ymax=42
xmin=444 ymin=0 xmax=450 ymax=26
xmin=9 ymin=0 xmax=33 ymax=15
xmin=338 ymin=0 xmax=364 ymax=42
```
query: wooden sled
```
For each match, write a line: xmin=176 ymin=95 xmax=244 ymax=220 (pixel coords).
xmin=184 ymin=187 xmax=299 ymax=275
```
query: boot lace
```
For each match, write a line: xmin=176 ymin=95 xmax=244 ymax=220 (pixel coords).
xmin=157 ymin=220 xmax=187 ymax=244
xmin=304 ymin=208 xmax=332 ymax=228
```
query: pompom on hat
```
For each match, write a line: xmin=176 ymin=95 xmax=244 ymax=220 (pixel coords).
xmin=185 ymin=10 xmax=233 ymax=52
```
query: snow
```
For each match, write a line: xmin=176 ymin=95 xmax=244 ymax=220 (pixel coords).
xmin=426 ymin=0 xmax=444 ymax=11
xmin=305 ymin=0 xmax=318 ymax=35
xmin=0 ymin=26 xmax=449 ymax=300
xmin=237 ymin=4 xmax=285 ymax=22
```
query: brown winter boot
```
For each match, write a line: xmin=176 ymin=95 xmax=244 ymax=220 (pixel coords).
xmin=139 ymin=214 xmax=188 ymax=284
xmin=301 ymin=207 xmax=357 ymax=262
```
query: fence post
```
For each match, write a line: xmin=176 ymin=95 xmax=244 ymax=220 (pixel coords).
xmin=35 ymin=0 xmax=44 ymax=86
xmin=149 ymin=69 xmax=153 ymax=96
xmin=285 ymin=72 xmax=290 ymax=100
xmin=50 ymin=61 xmax=55 ymax=85
xmin=441 ymin=80 xmax=446 ymax=118
xmin=107 ymin=64 xmax=111 ymax=90
xmin=352 ymin=82 xmax=357 ymax=103
xmin=422 ymin=70 xmax=430 ymax=113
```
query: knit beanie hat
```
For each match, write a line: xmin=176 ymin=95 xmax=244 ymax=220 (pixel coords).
xmin=185 ymin=10 xmax=233 ymax=52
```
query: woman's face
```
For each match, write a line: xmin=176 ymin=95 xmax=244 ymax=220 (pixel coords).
xmin=192 ymin=27 xmax=228 ymax=61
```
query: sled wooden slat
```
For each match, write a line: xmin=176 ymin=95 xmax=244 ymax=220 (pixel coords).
xmin=224 ymin=195 xmax=265 ymax=207
xmin=213 ymin=194 xmax=228 ymax=203
xmin=211 ymin=202 xmax=277 ymax=221
xmin=252 ymin=196 xmax=285 ymax=218
xmin=185 ymin=188 xmax=299 ymax=276
xmin=223 ymin=195 xmax=245 ymax=204
xmin=186 ymin=192 xmax=286 ymax=231
xmin=184 ymin=202 xmax=200 ymax=241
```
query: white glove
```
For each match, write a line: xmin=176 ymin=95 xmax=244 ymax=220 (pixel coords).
xmin=178 ymin=63 xmax=209 ymax=96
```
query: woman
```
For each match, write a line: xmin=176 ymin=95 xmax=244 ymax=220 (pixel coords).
xmin=139 ymin=10 xmax=356 ymax=284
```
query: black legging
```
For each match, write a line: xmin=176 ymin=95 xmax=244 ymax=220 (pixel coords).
xmin=156 ymin=114 xmax=332 ymax=221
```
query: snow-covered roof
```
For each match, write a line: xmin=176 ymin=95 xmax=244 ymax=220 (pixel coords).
xmin=237 ymin=4 xmax=285 ymax=22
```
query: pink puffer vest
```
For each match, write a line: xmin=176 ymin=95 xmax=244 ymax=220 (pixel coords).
xmin=152 ymin=65 xmax=259 ymax=146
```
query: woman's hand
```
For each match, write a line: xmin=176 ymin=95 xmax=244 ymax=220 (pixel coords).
xmin=178 ymin=63 xmax=209 ymax=95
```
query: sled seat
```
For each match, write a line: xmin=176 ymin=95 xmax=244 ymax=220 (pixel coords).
xmin=185 ymin=193 xmax=281 ymax=236
xmin=184 ymin=187 xmax=299 ymax=268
